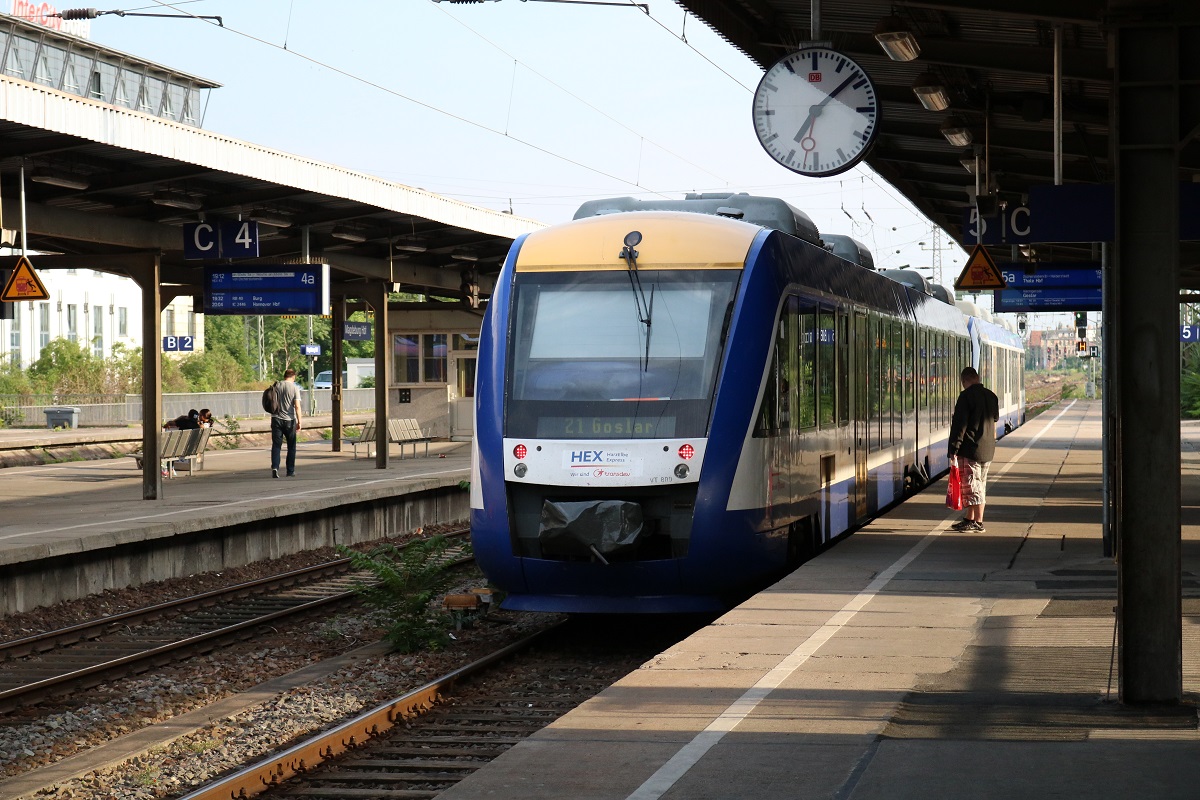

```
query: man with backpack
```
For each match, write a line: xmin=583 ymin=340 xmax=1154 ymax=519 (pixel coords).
xmin=268 ymin=369 xmax=302 ymax=478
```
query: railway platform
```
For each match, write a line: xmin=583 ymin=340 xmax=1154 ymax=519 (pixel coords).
xmin=440 ymin=400 xmax=1200 ymax=800
xmin=0 ymin=426 xmax=471 ymax=614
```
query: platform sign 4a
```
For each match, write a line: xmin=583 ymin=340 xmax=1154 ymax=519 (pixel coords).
xmin=0 ymin=256 xmax=50 ymax=301
xmin=953 ymin=244 xmax=1007 ymax=291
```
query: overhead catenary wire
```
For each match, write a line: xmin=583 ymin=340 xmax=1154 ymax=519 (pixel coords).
xmin=141 ymin=0 xmax=671 ymax=197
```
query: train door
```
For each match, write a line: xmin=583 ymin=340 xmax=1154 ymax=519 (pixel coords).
xmin=852 ymin=310 xmax=869 ymax=520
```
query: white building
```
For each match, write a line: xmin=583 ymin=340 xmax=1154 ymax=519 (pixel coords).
xmin=2 ymin=267 xmax=199 ymax=367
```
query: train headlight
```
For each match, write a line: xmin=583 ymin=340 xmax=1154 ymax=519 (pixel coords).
xmin=674 ymin=463 xmax=690 ymax=479
xmin=513 ymin=444 xmax=527 ymax=459
xmin=678 ymin=444 xmax=694 ymax=460
xmin=514 ymin=463 xmax=528 ymax=478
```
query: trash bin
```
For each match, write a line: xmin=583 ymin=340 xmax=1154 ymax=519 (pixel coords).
xmin=44 ymin=406 xmax=81 ymax=429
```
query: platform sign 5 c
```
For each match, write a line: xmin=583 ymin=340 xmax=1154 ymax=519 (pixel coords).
xmin=184 ymin=221 xmax=260 ymax=260
xmin=162 ymin=335 xmax=195 ymax=352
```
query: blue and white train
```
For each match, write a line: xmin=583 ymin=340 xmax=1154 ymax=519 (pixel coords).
xmin=470 ymin=194 xmax=1024 ymax=614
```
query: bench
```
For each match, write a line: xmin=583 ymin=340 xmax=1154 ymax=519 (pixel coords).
xmin=347 ymin=419 xmax=433 ymax=459
xmin=389 ymin=418 xmax=433 ymax=459
xmin=128 ymin=428 xmax=212 ymax=477
xmin=348 ymin=421 xmax=377 ymax=459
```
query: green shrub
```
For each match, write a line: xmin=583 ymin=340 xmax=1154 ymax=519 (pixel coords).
xmin=337 ymin=535 xmax=468 ymax=653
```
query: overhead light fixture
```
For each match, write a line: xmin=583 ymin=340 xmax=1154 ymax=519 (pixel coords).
xmin=911 ymin=72 xmax=950 ymax=111
xmin=940 ymin=116 xmax=974 ymax=147
xmin=151 ymin=189 xmax=202 ymax=211
xmin=393 ymin=243 xmax=427 ymax=253
xmin=330 ymin=226 xmax=367 ymax=243
xmin=874 ymin=16 xmax=920 ymax=62
xmin=29 ymin=168 xmax=89 ymax=191
xmin=451 ymin=253 xmax=478 ymax=262
xmin=959 ymin=157 xmax=977 ymax=174
xmin=248 ymin=211 xmax=292 ymax=228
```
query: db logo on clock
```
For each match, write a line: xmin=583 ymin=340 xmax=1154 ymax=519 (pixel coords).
xmin=807 ymin=72 xmax=821 ymax=82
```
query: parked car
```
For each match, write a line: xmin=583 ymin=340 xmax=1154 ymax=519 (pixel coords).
xmin=313 ymin=371 xmax=347 ymax=389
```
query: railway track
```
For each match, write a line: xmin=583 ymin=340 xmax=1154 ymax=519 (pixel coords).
xmin=180 ymin=615 xmax=705 ymax=800
xmin=0 ymin=530 xmax=471 ymax=712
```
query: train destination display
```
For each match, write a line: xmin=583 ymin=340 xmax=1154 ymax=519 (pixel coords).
xmin=204 ymin=265 xmax=330 ymax=316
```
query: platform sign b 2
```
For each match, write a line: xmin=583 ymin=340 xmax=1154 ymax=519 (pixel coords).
xmin=162 ymin=335 xmax=195 ymax=352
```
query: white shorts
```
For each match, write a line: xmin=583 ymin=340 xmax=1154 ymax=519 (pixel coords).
xmin=957 ymin=456 xmax=990 ymax=506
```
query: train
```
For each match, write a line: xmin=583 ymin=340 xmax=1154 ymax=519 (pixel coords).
xmin=470 ymin=194 xmax=1025 ymax=614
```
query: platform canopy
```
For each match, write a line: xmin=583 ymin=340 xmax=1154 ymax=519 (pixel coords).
xmin=677 ymin=0 xmax=1200 ymax=286
xmin=0 ymin=74 xmax=541 ymax=298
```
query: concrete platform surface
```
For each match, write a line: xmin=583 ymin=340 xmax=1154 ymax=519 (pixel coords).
xmin=438 ymin=400 xmax=1200 ymax=800
xmin=0 ymin=431 xmax=470 ymax=568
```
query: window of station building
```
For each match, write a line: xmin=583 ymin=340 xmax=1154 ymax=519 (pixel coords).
xmin=452 ymin=333 xmax=479 ymax=351
xmin=92 ymin=306 xmax=103 ymax=357
xmin=393 ymin=334 xmax=420 ymax=383
xmin=817 ymin=309 xmax=835 ymax=428
xmin=63 ymin=50 xmax=93 ymax=94
xmin=9 ymin=305 xmax=20 ymax=364
xmin=187 ymin=311 xmax=196 ymax=338
xmin=34 ymin=41 xmax=66 ymax=88
xmin=164 ymin=307 xmax=175 ymax=336
xmin=423 ymin=333 xmax=447 ymax=383
xmin=114 ymin=67 xmax=141 ymax=109
xmin=66 ymin=304 xmax=77 ymax=343
xmin=163 ymin=82 xmax=186 ymax=121
xmin=5 ymin=34 xmax=37 ymax=79
xmin=38 ymin=302 xmax=49 ymax=348
xmin=118 ymin=307 xmax=127 ymax=337
xmin=182 ymin=87 xmax=200 ymax=125
xmin=137 ymin=74 xmax=162 ymax=114
xmin=91 ymin=60 xmax=118 ymax=102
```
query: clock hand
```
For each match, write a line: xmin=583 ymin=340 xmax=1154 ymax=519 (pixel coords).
xmin=793 ymin=74 xmax=859 ymax=142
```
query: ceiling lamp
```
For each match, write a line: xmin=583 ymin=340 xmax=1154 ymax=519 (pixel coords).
xmin=152 ymin=189 xmax=202 ymax=211
xmin=29 ymin=168 xmax=89 ymax=191
xmin=451 ymin=253 xmax=478 ymax=262
xmin=393 ymin=242 xmax=427 ymax=253
xmin=248 ymin=211 xmax=292 ymax=228
xmin=940 ymin=116 xmax=974 ymax=147
xmin=911 ymin=72 xmax=950 ymax=111
xmin=330 ymin=225 xmax=367 ymax=243
xmin=959 ymin=157 xmax=977 ymax=174
xmin=874 ymin=16 xmax=920 ymax=62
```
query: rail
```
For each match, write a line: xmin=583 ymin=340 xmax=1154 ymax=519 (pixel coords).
xmin=176 ymin=623 xmax=567 ymax=800
xmin=0 ymin=529 xmax=471 ymax=712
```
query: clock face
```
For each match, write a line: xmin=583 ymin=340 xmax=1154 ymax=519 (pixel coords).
xmin=752 ymin=48 xmax=880 ymax=178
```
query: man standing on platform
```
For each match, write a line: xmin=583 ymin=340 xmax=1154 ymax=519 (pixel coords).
xmin=948 ymin=366 xmax=999 ymax=532
xmin=271 ymin=368 xmax=302 ymax=478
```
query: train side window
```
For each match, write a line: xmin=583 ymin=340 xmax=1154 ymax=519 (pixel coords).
xmin=818 ymin=308 xmax=835 ymax=428
xmin=837 ymin=312 xmax=849 ymax=425
xmin=754 ymin=319 xmax=784 ymax=436
xmin=919 ymin=328 xmax=929 ymax=412
xmin=797 ymin=308 xmax=817 ymax=429
xmin=868 ymin=315 xmax=879 ymax=451
xmin=785 ymin=301 xmax=802 ymax=430
xmin=904 ymin=322 xmax=914 ymax=434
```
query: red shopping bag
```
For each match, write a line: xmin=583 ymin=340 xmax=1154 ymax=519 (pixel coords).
xmin=946 ymin=460 xmax=963 ymax=510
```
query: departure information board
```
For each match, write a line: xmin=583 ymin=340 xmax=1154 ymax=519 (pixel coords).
xmin=204 ymin=265 xmax=330 ymax=316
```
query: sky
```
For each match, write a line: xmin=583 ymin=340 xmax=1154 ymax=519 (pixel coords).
xmin=67 ymin=0 xmax=1072 ymax=323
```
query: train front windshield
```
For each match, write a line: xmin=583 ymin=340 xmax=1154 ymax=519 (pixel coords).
xmin=507 ymin=270 xmax=740 ymax=439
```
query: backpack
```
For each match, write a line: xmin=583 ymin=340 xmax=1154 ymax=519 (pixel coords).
xmin=261 ymin=382 xmax=281 ymax=414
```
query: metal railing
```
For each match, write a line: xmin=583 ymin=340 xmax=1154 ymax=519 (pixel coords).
xmin=0 ymin=388 xmax=376 ymax=427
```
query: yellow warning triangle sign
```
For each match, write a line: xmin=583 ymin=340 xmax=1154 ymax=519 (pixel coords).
xmin=1 ymin=256 xmax=50 ymax=302
xmin=953 ymin=244 xmax=1007 ymax=291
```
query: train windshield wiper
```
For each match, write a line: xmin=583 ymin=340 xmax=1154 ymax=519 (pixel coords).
xmin=620 ymin=230 xmax=653 ymax=370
